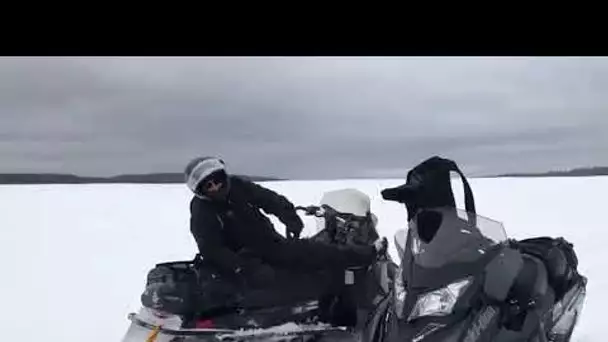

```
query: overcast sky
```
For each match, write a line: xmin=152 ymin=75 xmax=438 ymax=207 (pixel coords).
xmin=1 ymin=56 xmax=607 ymax=179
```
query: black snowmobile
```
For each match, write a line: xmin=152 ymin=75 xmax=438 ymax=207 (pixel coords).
xmin=376 ymin=156 xmax=588 ymax=342
xmin=121 ymin=188 xmax=398 ymax=342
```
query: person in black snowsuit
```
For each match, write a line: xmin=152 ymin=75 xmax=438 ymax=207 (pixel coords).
xmin=185 ymin=157 xmax=387 ymax=291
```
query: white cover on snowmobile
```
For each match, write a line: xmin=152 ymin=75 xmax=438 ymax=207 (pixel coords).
xmin=321 ymin=188 xmax=371 ymax=216
xmin=315 ymin=188 xmax=378 ymax=232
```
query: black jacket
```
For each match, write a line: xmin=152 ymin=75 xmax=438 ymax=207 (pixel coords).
xmin=189 ymin=176 xmax=303 ymax=277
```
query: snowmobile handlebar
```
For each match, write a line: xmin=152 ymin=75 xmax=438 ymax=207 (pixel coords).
xmin=296 ymin=205 xmax=326 ymax=217
xmin=295 ymin=205 xmax=346 ymax=223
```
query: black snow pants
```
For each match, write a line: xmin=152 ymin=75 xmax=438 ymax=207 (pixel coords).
xmin=253 ymin=236 xmax=378 ymax=272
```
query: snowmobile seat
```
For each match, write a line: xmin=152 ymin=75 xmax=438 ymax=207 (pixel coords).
xmin=511 ymin=237 xmax=579 ymax=301
xmin=216 ymin=268 xmax=345 ymax=311
xmin=493 ymin=253 xmax=557 ymax=342
xmin=502 ymin=253 xmax=555 ymax=335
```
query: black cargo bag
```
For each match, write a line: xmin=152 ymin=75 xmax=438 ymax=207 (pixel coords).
xmin=140 ymin=258 xmax=202 ymax=315
xmin=510 ymin=237 xmax=579 ymax=299
xmin=140 ymin=255 xmax=236 ymax=316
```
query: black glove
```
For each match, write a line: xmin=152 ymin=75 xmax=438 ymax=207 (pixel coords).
xmin=286 ymin=216 xmax=304 ymax=240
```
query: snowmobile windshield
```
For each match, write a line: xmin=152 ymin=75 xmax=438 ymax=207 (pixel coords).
xmin=397 ymin=207 xmax=508 ymax=268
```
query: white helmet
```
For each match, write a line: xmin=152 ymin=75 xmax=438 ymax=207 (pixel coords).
xmin=184 ymin=157 xmax=227 ymax=196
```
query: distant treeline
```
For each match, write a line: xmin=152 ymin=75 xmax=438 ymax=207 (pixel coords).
xmin=492 ymin=166 xmax=608 ymax=178
xmin=0 ymin=173 xmax=281 ymax=184
xmin=2 ymin=166 xmax=608 ymax=184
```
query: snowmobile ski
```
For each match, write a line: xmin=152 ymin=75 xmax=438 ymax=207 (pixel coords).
xmin=128 ymin=313 xmax=233 ymax=335
xmin=127 ymin=312 xmax=349 ymax=341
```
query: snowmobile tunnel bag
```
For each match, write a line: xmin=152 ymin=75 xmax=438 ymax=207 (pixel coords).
xmin=140 ymin=260 xmax=202 ymax=315
xmin=140 ymin=258 xmax=235 ymax=316
xmin=141 ymin=255 xmax=245 ymax=315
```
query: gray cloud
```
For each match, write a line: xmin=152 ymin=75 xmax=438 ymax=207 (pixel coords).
xmin=1 ymin=56 xmax=608 ymax=179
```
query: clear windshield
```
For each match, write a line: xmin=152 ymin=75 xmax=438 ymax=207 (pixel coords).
xmin=395 ymin=208 xmax=507 ymax=268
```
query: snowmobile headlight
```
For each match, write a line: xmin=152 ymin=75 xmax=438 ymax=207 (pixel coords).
xmin=407 ymin=278 xmax=472 ymax=321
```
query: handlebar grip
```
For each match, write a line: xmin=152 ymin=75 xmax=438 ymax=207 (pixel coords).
xmin=296 ymin=205 xmax=323 ymax=216
xmin=297 ymin=204 xmax=342 ymax=218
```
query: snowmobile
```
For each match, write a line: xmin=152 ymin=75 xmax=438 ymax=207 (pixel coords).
xmin=376 ymin=156 xmax=588 ymax=342
xmin=121 ymin=188 xmax=398 ymax=342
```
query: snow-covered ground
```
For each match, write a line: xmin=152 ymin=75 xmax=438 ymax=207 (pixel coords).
xmin=0 ymin=177 xmax=604 ymax=342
